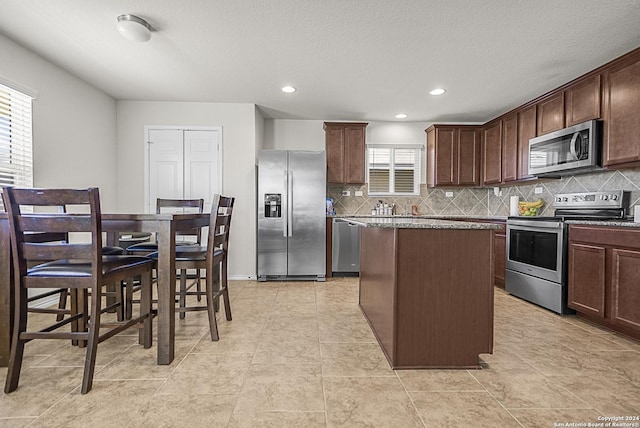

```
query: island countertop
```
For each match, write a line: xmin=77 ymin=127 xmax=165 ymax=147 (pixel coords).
xmin=340 ymin=216 xmax=503 ymax=230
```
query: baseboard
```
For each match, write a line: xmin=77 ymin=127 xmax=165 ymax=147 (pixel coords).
xmin=229 ymin=275 xmax=257 ymax=281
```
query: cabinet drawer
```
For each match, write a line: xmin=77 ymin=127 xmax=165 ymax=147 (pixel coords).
xmin=569 ymin=225 xmax=640 ymax=249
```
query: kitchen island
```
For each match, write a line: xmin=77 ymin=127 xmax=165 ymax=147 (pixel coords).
xmin=344 ymin=217 xmax=500 ymax=369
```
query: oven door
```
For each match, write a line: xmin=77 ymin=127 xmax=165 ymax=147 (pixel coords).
xmin=506 ymin=219 xmax=565 ymax=284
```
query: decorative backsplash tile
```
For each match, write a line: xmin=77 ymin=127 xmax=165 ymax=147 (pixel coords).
xmin=328 ymin=167 xmax=640 ymax=217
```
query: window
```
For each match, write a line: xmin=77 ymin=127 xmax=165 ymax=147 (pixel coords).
xmin=0 ymin=82 xmax=33 ymax=207
xmin=368 ymin=145 xmax=421 ymax=195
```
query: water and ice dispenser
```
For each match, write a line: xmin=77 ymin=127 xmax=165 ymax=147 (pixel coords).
xmin=264 ymin=193 xmax=282 ymax=218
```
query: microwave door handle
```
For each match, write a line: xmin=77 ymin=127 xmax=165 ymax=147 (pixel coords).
xmin=570 ymin=132 xmax=580 ymax=160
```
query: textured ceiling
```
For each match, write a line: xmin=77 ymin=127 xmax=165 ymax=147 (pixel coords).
xmin=1 ymin=0 xmax=639 ymax=122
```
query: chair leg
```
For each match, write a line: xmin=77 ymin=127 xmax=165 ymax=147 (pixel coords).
xmin=139 ymin=271 xmax=153 ymax=348
xmin=221 ymin=260 xmax=232 ymax=321
xmin=196 ymin=268 xmax=202 ymax=302
xmin=4 ymin=285 xmax=28 ymax=393
xmin=81 ymin=285 xmax=101 ymax=394
xmin=56 ymin=288 xmax=68 ymax=321
xmin=124 ymin=279 xmax=133 ymax=320
xmin=179 ymin=269 xmax=187 ymax=320
xmin=72 ymin=289 xmax=89 ymax=348
xmin=113 ymin=281 xmax=125 ymax=322
xmin=205 ymin=265 xmax=220 ymax=341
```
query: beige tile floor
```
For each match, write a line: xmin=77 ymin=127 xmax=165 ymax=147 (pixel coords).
xmin=1 ymin=277 xmax=639 ymax=427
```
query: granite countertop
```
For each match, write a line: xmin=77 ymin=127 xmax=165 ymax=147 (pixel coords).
xmin=565 ymin=219 xmax=640 ymax=228
xmin=330 ymin=214 xmax=508 ymax=222
xmin=339 ymin=217 xmax=503 ymax=230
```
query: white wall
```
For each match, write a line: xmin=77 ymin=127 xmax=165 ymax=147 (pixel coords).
xmin=263 ymin=119 xmax=326 ymax=150
xmin=0 ymin=33 xmax=118 ymax=209
xmin=116 ymin=101 xmax=260 ymax=278
xmin=264 ymin=119 xmax=430 ymax=183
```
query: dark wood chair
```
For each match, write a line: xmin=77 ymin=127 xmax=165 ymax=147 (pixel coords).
xmin=2 ymin=186 xmax=155 ymax=394
xmin=148 ymin=195 xmax=235 ymax=340
xmin=126 ymin=198 xmax=205 ymax=319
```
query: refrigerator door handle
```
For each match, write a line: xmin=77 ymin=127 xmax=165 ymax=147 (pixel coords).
xmin=287 ymin=170 xmax=293 ymax=237
xmin=283 ymin=169 xmax=288 ymax=237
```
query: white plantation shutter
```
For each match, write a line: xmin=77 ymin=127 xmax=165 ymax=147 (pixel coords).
xmin=368 ymin=147 xmax=391 ymax=194
xmin=367 ymin=145 xmax=420 ymax=195
xmin=0 ymin=82 xmax=33 ymax=210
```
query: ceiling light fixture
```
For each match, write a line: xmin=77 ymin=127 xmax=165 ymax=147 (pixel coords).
xmin=281 ymin=86 xmax=297 ymax=93
xmin=395 ymin=113 xmax=408 ymax=119
xmin=430 ymin=88 xmax=446 ymax=96
xmin=117 ymin=14 xmax=152 ymax=42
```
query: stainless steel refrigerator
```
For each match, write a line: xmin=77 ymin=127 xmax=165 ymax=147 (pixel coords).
xmin=257 ymin=150 xmax=326 ymax=281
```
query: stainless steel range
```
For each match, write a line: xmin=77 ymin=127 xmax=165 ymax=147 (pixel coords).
xmin=506 ymin=190 xmax=630 ymax=314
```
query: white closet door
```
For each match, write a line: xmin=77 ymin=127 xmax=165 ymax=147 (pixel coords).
xmin=148 ymin=129 xmax=184 ymax=213
xmin=184 ymin=129 xmax=221 ymax=213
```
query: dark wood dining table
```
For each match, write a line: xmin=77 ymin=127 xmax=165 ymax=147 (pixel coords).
xmin=0 ymin=212 xmax=210 ymax=367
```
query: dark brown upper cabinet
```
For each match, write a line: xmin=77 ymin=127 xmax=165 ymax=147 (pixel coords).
xmin=517 ymin=104 xmax=537 ymax=180
xmin=426 ymin=125 xmax=481 ymax=187
xmin=537 ymin=92 xmax=565 ymax=136
xmin=482 ymin=120 xmax=502 ymax=185
xmin=501 ymin=113 xmax=518 ymax=183
xmin=324 ymin=122 xmax=368 ymax=185
xmin=565 ymin=74 xmax=602 ymax=126
xmin=603 ymin=49 xmax=640 ymax=168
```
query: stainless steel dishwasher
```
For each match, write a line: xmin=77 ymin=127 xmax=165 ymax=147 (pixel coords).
xmin=332 ymin=218 xmax=360 ymax=274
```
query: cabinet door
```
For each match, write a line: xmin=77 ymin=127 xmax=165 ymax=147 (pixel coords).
xmin=457 ymin=128 xmax=480 ymax=186
xmin=568 ymin=243 xmax=606 ymax=317
xmin=603 ymin=52 xmax=640 ymax=167
xmin=344 ymin=126 xmax=365 ymax=184
xmin=482 ymin=121 xmax=502 ymax=185
xmin=611 ymin=248 xmax=640 ymax=331
xmin=431 ymin=127 xmax=456 ymax=186
xmin=517 ymin=105 xmax=537 ymax=180
xmin=566 ymin=74 xmax=601 ymax=126
xmin=501 ymin=113 xmax=518 ymax=182
xmin=325 ymin=127 xmax=345 ymax=184
xmin=537 ymin=92 xmax=565 ymax=135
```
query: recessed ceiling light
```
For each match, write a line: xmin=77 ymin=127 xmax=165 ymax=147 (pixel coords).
xmin=281 ymin=86 xmax=296 ymax=93
xmin=395 ymin=113 xmax=408 ymax=119
xmin=430 ymin=88 xmax=446 ymax=96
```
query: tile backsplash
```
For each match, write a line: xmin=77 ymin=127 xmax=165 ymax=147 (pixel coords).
xmin=328 ymin=167 xmax=640 ymax=217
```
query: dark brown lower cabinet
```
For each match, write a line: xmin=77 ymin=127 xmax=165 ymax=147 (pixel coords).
xmin=568 ymin=225 xmax=640 ymax=340
xmin=359 ymin=226 xmax=494 ymax=368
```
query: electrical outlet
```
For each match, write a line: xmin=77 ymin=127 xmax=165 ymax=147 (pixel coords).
xmin=445 ymin=191 xmax=454 ymax=198
xmin=354 ymin=190 xmax=363 ymax=197
xmin=341 ymin=190 xmax=350 ymax=197
xmin=534 ymin=187 xmax=543 ymax=194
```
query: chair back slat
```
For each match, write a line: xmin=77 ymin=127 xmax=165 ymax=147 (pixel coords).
xmin=18 ymin=215 xmax=93 ymax=233
xmin=5 ymin=188 xmax=94 ymax=206
xmin=22 ymin=243 xmax=93 ymax=261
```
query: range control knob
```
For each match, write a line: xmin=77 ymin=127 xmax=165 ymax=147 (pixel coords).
xmin=601 ymin=195 xmax=609 ymax=201
xmin=563 ymin=197 xmax=569 ymax=202
xmin=611 ymin=194 xmax=619 ymax=201
xmin=555 ymin=196 xmax=562 ymax=202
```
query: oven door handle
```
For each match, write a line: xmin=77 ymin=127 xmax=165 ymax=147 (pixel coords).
xmin=508 ymin=219 xmax=562 ymax=229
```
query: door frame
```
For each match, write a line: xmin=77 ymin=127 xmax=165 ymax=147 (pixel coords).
xmin=143 ymin=125 xmax=223 ymax=213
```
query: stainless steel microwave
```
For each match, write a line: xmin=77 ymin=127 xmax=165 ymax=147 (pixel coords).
xmin=528 ymin=120 xmax=602 ymax=176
